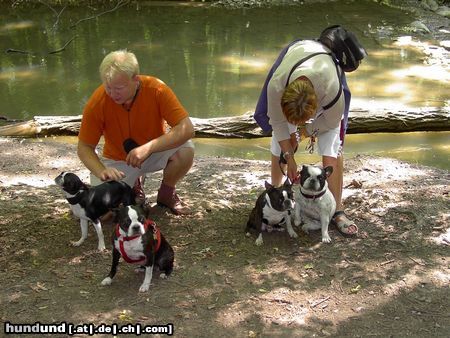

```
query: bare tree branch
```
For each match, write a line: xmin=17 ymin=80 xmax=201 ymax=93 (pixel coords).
xmin=5 ymin=48 xmax=33 ymax=55
xmin=52 ymin=5 xmax=67 ymax=31
xmin=48 ymin=36 xmax=77 ymax=54
xmin=70 ymin=0 xmax=129 ymax=29
xmin=38 ymin=0 xmax=58 ymax=16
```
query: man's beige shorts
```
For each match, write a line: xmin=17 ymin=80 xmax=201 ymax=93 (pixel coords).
xmin=90 ymin=140 xmax=194 ymax=187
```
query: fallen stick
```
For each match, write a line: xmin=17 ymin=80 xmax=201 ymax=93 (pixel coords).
xmin=379 ymin=259 xmax=395 ymax=266
xmin=407 ymin=256 xmax=426 ymax=266
xmin=310 ymin=296 xmax=331 ymax=308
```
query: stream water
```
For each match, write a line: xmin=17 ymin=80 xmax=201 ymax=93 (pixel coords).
xmin=0 ymin=1 xmax=448 ymax=169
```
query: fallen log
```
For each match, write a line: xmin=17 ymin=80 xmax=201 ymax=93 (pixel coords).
xmin=0 ymin=106 xmax=448 ymax=138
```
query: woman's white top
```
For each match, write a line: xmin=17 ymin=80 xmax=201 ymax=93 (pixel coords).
xmin=267 ymin=40 xmax=345 ymax=142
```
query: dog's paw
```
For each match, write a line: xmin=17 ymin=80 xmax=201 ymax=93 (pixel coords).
xmin=134 ymin=266 xmax=145 ymax=274
xmin=71 ymin=239 xmax=84 ymax=247
xmin=160 ymin=273 xmax=168 ymax=279
xmin=255 ymin=234 xmax=263 ymax=246
xmin=301 ymin=224 xmax=310 ymax=234
xmin=288 ymin=229 xmax=298 ymax=239
xmin=139 ymin=282 xmax=151 ymax=292
xmin=101 ymin=277 xmax=112 ymax=286
xmin=97 ymin=245 xmax=106 ymax=252
xmin=321 ymin=234 xmax=332 ymax=243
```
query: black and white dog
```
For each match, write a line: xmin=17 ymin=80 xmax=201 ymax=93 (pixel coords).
xmin=246 ymin=178 xmax=297 ymax=245
xmin=294 ymin=165 xmax=336 ymax=243
xmin=101 ymin=205 xmax=174 ymax=292
xmin=54 ymin=172 xmax=135 ymax=251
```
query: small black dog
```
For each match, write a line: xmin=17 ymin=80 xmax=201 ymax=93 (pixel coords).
xmin=246 ymin=178 xmax=297 ymax=245
xmin=55 ymin=172 xmax=135 ymax=251
xmin=101 ymin=205 xmax=174 ymax=292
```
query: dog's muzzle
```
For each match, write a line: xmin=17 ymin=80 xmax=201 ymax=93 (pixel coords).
xmin=283 ymin=199 xmax=295 ymax=210
xmin=129 ymin=223 xmax=144 ymax=236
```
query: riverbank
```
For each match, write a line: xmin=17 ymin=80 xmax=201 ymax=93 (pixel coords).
xmin=0 ymin=137 xmax=448 ymax=337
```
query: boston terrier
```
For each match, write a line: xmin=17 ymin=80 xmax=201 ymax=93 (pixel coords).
xmin=246 ymin=178 xmax=297 ymax=246
xmin=101 ymin=205 xmax=174 ymax=292
xmin=294 ymin=165 xmax=336 ymax=243
xmin=54 ymin=172 xmax=135 ymax=251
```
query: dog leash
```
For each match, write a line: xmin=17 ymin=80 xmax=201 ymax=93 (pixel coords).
xmin=278 ymin=126 xmax=318 ymax=181
xmin=305 ymin=128 xmax=318 ymax=154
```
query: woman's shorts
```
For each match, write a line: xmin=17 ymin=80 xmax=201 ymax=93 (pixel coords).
xmin=271 ymin=121 xmax=344 ymax=158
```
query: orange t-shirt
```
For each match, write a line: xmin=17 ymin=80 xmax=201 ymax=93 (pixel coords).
xmin=78 ymin=75 xmax=189 ymax=161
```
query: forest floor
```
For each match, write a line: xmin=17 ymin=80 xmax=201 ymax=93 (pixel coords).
xmin=0 ymin=137 xmax=448 ymax=337
xmin=0 ymin=1 xmax=449 ymax=337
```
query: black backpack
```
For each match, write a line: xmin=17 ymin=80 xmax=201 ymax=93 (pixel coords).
xmin=318 ymin=25 xmax=367 ymax=72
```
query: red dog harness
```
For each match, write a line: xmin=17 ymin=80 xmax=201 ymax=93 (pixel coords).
xmin=115 ymin=219 xmax=161 ymax=264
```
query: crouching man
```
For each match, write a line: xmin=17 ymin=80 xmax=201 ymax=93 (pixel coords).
xmin=77 ymin=49 xmax=195 ymax=215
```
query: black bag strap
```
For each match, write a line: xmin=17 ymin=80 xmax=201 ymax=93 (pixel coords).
xmin=285 ymin=52 xmax=342 ymax=111
xmin=323 ymin=60 xmax=343 ymax=110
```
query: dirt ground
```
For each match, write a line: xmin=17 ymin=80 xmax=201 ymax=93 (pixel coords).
xmin=0 ymin=137 xmax=449 ymax=337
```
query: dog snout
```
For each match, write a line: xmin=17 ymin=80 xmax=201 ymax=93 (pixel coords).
xmin=54 ymin=172 xmax=67 ymax=185
xmin=283 ymin=199 xmax=295 ymax=210
xmin=305 ymin=179 xmax=319 ymax=191
xmin=130 ymin=223 xmax=145 ymax=236
xmin=54 ymin=175 xmax=63 ymax=186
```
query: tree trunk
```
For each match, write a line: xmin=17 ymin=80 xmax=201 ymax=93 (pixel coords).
xmin=0 ymin=107 xmax=448 ymax=138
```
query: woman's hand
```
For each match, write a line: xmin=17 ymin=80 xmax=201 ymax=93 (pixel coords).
xmin=286 ymin=156 xmax=298 ymax=183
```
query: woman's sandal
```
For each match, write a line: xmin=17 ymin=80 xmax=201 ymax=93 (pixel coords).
xmin=331 ymin=211 xmax=358 ymax=237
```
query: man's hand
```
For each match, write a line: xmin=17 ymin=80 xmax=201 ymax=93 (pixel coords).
xmin=100 ymin=167 xmax=125 ymax=181
xmin=126 ymin=143 xmax=151 ymax=169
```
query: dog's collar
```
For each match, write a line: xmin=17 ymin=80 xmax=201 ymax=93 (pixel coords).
xmin=115 ymin=220 xmax=161 ymax=264
xmin=301 ymin=189 xmax=326 ymax=200
xmin=67 ymin=191 xmax=84 ymax=205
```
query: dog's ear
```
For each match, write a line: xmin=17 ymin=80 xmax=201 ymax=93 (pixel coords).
xmin=324 ymin=166 xmax=334 ymax=178
xmin=264 ymin=181 xmax=273 ymax=190
xmin=283 ymin=177 xmax=292 ymax=187
xmin=142 ymin=205 xmax=153 ymax=219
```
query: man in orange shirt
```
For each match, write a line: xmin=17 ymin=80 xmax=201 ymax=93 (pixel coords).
xmin=78 ymin=50 xmax=195 ymax=215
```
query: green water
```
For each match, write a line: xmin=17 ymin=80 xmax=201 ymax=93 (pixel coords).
xmin=0 ymin=1 xmax=448 ymax=169
xmin=194 ymin=131 xmax=450 ymax=170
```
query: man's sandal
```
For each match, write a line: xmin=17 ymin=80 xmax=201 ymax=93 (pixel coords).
xmin=331 ymin=211 xmax=358 ymax=237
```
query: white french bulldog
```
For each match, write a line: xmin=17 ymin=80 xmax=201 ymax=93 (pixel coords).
xmin=294 ymin=165 xmax=336 ymax=243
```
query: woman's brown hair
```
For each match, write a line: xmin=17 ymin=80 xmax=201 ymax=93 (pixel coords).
xmin=281 ymin=77 xmax=317 ymax=125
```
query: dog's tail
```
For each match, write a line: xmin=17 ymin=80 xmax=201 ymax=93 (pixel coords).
xmin=245 ymin=209 xmax=257 ymax=233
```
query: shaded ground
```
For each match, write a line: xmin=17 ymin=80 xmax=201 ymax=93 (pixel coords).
xmin=0 ymin=137 xmax=449 ymax=337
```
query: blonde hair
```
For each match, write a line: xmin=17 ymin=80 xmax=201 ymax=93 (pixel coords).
xmin=99 ymin=50 xmax=140 ymax=82
xmin=281 ymin=77 xmax=317 ymax=124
